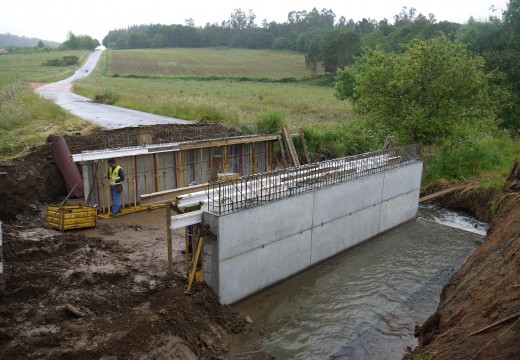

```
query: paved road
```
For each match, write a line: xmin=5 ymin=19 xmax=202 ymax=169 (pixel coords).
xmin=35 ymin=49 xmax=193 ymax=129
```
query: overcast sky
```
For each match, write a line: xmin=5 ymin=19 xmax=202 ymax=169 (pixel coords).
xmin=0 ymin=0 xmax=510 ymax=43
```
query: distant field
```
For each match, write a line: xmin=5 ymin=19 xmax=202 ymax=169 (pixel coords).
xmin=0 ymin=50 xmax=89 ymax=87
xmin=76 ymin=49 xmax=351 ymax=129
xmin=106 ymin=48 xmax=317 ymax=78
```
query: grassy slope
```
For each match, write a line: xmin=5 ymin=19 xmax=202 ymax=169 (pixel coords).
xmin=0 ymin=50 xmax=99 ymax=159
xmin=75 ymin=48 xmax=354 ymax=129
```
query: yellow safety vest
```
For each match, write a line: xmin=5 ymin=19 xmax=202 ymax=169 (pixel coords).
xmin=109 ymin=165 xmax=122 ymax=185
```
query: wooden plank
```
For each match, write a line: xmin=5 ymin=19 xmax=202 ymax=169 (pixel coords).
xmin=170 ymin=210 xmax=203 ymax=229
xmin=166 ymin=203 xmax=173 ymax=274
xmin=419 ymin=186 xmax=462 ymax=203
xmin=185 ymin=233 xmax=204 ymax=294
xmin=282 ymin=125 xmax=300 ymax=167
xmin=299 ymin=128 xmax=311 ymax=164
xmin=277 ymin=135 xmax=288 ymax=167
xmin=140 ymin=183 xmax=208 ymax=206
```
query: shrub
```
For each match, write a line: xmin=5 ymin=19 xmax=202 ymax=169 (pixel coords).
xmin=423 ymin=132 xmax=517 ymax=185
xmin=42 ymin=55 xmax=79 ymax=67
xmin=256 ymin=110 xmax=285 ymax=134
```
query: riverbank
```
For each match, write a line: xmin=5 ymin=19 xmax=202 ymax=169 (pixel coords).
xmin=409 ymin=185 xmax=520 ymax=359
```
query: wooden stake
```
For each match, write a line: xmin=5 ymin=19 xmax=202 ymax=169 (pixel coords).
xmin=469 ymin=311 xmax=520 ymax=337
xmin=185 ymin=232 xmax=204 ymax=294
xmin=166 ymin=202 xmax=173 ymax=274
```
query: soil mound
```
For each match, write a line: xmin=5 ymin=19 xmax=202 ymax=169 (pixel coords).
xmin=0 ymin=223 xmax=246 ymax=359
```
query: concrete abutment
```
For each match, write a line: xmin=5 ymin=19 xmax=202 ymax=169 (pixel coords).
xmin=202 ymin=162 xmax=423 ymax=304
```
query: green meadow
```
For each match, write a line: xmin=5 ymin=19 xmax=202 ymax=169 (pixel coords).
xmin=0 ymin=50 xmax=98 ymax=159
xmin=75 ymin=48 xmax=352 ymax=130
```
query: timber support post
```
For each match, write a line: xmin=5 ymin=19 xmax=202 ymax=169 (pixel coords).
xmin=166 ymin=202 xmax=173 ymax=274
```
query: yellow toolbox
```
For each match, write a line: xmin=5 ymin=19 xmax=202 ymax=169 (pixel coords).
xmin=46 ymin=204 xmax=97 ymax=231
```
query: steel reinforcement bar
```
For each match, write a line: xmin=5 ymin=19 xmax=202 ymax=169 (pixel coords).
xmin=207 ymin=144 xmax=421 ymax=215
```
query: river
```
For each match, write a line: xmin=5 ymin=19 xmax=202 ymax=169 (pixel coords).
xmin=227 ymin=206 xmax=487 ymax=360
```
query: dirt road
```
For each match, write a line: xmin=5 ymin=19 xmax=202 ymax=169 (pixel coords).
xmin=35 ymin=49 xmax=193 ymax=129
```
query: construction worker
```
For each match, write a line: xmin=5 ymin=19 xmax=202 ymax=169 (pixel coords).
xmin=107 ymin=158 xmax=125 ymax=216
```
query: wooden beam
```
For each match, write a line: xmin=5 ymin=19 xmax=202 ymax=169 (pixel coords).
xmin=282 ymin=126 xmax=300 ymax=167
xmin=419 ymin=186 xmax=462 ymax=203
xmin=140 ymin=183 xmax=208 ymax=206
xmin=209 ymin=155 xmax=222 ymax=182
xmin=170 ymin=210 xmax=203 ymax=229
xmin=299 ymin=128 xmax=311 ymax=164
xmin=277 ymin=135 xmax=288 ymax=167
xmin=166 ymin=203 xmax=173 ymax=274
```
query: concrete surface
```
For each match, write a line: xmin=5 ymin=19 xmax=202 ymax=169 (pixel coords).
xmin=203 ymin=162 xmax=423 ymax=304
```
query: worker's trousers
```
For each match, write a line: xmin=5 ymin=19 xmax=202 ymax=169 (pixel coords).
xmin=110 ymin=185 xmax=121 ymax=214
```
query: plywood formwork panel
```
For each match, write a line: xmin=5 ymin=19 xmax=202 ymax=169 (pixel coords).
xmin=78 ymin=139 xmax=276 ymax=213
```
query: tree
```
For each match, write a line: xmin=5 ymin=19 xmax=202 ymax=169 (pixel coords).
xmin=60 ymin=31 xmax=100 ymax=50
xmin=305 ymin=41 xmax=321 ymax=77
xmin=340 ymin=35 xmax=502 ymax=145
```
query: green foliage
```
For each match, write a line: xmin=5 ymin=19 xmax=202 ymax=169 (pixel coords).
xmin=334 ymin=66 xmax=356 ymax=100
xmin=255 ymin=110 xmax=286 ymax=134
xmin=423 ymin=132 xmax=517 ymax=185
xmin=60 ymin=31 xmax=100 ymax=50
xmin=302 ymin=118 xmax=382 ymax=158
xmin=93 ymin=90 xmax=118 ymax=104
xmin=42 ymin=55 xmax=79 ymax=66
xmin=348 ymin=35 xmax=502 ymax=145
xmin=413 ymin=352 xmax=434 ymax=360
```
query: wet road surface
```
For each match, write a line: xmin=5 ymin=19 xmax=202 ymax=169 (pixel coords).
xmin=35 ymin=49 xmax=193 ymax=129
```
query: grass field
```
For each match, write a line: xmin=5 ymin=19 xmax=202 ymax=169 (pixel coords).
xmin=0 ymin=50 xmax=90 ymax=87
xmin=105 ymin=48 xmax=319 ymax=78
xmin=0 ymin=50 xmax=98 ymax=159
xmin=75 ymin=48 xmax=353 ymax=130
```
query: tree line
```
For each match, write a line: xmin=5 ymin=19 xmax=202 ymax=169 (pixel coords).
xmin=101 ymin=4 xmax=520 ymax=133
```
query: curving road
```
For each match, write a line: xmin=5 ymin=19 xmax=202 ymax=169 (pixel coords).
xmin=35 ymin=49 xmax=193 ymax=129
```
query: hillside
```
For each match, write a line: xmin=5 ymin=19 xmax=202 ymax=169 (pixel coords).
xmin=0 ymin=33 xmax=60 ymax=48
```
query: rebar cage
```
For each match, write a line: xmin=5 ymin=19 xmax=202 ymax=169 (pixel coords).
xmin=207 ymin=144 xmax=421 ymax=215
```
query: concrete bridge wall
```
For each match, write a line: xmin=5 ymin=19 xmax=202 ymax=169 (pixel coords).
xmin=202 ymin=162 xmax=423 ymax=304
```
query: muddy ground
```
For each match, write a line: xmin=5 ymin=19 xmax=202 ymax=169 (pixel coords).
xmin=0 ymin=124 xmax=249 ymax=359
xmin=1 ymin=124 xmax=520 ymax=359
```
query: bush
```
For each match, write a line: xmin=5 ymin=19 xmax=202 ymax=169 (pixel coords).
xmin=93 ymin=91 xmax=118 ymax=104
xmin=256 ymin=110 xmax=285 ymax=134
xmin=42 ymin=55 xmax=79 ymax=66
xmin=423 ymin=132 xmax=517 ymax=185
xmin=302 ymin=119 xmax=382 ymax=158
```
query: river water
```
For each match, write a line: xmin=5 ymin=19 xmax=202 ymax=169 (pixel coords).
xmin=228 ymin=206 xmax=487 ymax=360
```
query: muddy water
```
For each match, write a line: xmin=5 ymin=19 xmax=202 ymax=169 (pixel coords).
xmin=228 ymin=206 xmax=486 ymax=360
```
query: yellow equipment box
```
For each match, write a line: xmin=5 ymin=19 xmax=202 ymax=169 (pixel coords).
xmin=46 ymin=204 xmax=97 ymax=231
